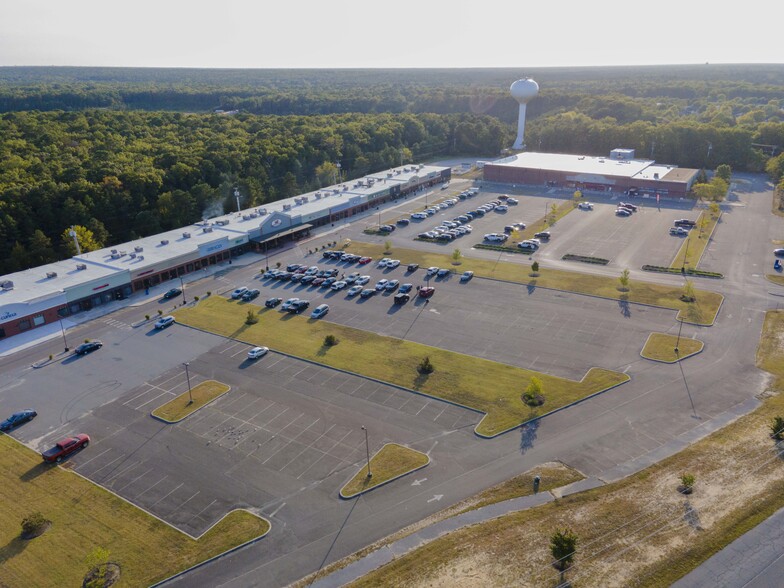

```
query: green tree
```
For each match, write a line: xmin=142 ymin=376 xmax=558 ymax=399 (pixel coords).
xmin=709 ymin=201 xmax=720 ymax=219
xmin=550 ymin=528 xmax=578 ymax=572
xmin=522 ymin=377 xmax=544 ymax=406
xmin=680 ymin=473 xmax=696 ymax=493
xmin=618 ymin=268 xmax=630 ymax=291
xmin=245 ymin=309 xmax=258 ymax=325
xmin=315 ymin=161 xmax=339 ymax=187
xmin=28 ymin=230 xmax=57 ymax=266
xmin=715 ymin=164 xmax=732 ymax=182
xmin=452 ymin=248 xmax=462 ymax=263
xmin=21 ymin=512 xmax=49 ymax=537
xmin=384 ymin=239 xmax=392 ymax=253
xmin=418 ymin=356 xmax=434 ymax=374
xmin=682 ymin=279 xmax=696 ymax=302
xmin=60 ymin=225 xmax=103 ymax=257
xmin=549 ymin=202 xmax=558 ymax=221
xmin=531 ymin=261 xmax=540 ymax=274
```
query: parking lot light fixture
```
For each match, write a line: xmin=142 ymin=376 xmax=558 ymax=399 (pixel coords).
xmin=183 ymin=362 xmax=193 ymax=405
xmin=59 ymin=318 xmax=69 ymax=352
xmin=179 ymin=276 xmax=186 ymax=304
xmin=361 ymin=426 xmax=372 ymax=478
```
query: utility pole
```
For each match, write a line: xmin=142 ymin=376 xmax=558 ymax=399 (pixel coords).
xmin=179 ymin=276 xmax=186 ymax=304
xmin=183 ymin=362 xmax=193 ymax=405
xmin=361 ymin=426 xmax=372 ymax=478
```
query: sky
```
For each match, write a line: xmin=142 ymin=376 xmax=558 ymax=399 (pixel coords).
xmin=1 ymin=0 xmax=781 ymax=69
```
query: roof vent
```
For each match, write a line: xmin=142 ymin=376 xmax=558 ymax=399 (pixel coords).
xmin=110 ymin=252 xmax=122 ymax=259
xmin=46 ymin=271 xmax=58 ymax=279
xmin=160 ymin=239 xmax=169 ymax=245
xmin=137 ymin=255 xmax=144 ymax=261
xmin=129 ymin=252 xmax=136 ymax=259
xmin=258 ymin=208 xmax=267 ymax=215
xmin=203 ymin=226 xmax=213 ymax=233
xmin=1 ymin=280 xmax=14 ymax=290
xmin=76 ymin=263 xmax=87 ymax=271
xmin=134 ymin=246 xmax=144 ymax=252
xmin=315 ymin=193 xmax=321 ymax=199
xmin=653 ymin=172 xmax=659 ymax=179
xmin=182 ymin=232 xmax=191 ymax=238
xmin=110 ymin=249 xmax=118 ymax=254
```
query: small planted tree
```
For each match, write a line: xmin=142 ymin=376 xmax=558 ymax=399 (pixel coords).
xmin=550 ymin=528 xmax=578 ymax=573
xmin=531 ymin=261 xmax=540 ymax=276
xmin=682 ymin=279 xmax=696 ymax=302
xmin=709 ymin=201 xmax=720 ymax=219
xmin=770 ymin=416 xmax=784 ymax=440
xmin=157 ymin=309 xmax=163 ymax=316
xmin=618 ymin=268 xmax=630 ymax=291
xmin=245 ymin=309 xmax=258 ymax=325
xmin=324 ymin=334 xmax=339 ymax=347
xmin=384 ymin=239 xmax=393 ymax=253
xmin=145 ymin=314 xmax=150 ymax=321
xmin=418 ymin=356 xmax=434 ymax=374
xmin=679 ymin=473 xmax=696 ymax=494
xmin=21 ymin=512 xmax=50 ymax=539
xmin=522 ymin=377 xmax=544 ymax=406
xmin=83 ymin=546 xmax=116 ymax=588
xmin=452 ymin=248 xmax=462 ymax=264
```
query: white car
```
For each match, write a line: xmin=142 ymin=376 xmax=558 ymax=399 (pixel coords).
xmin=280 ymin=298 xmax=301 ymax=311
xmin=411 ymin=212 xmax=428 ymax=220
xmin=231 ymin=287 xmax=248 ymax=299
xmin=331 ymin=280 xmax=347 ymax=290
xmin=378 ymin=258 xmax=391 ymax=267
xmin=375 ymin=279 xmax=389 ymax=291
xmin=426 ymin=266 xmax=440 ymax=276
xmin=356 ymin=275 xmax=371 ymax=285
xmin=507 ymin=198 xmax=519 ymax=205
xmin=155 ymin=315 xmax=175 ymax=329
xmin=347 ymin=285 xmax=363 ymax=296
xmin=578 ymin=202 xmax=594 ymax=210
xmin=460 ymin=271 xmax=474 ymax=281
xmin=495 ymin=205 xmax=509 ymax=212
xmin=247 ymin=346 xmax=269 ymax=359
xmin=311 ymin=304 xmax=329 ymax=319
xmin=387 ymin=260 xmax=401 ymax=269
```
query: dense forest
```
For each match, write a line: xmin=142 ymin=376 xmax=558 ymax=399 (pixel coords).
xmin=2 ymin=65 xmax=784 ymax=274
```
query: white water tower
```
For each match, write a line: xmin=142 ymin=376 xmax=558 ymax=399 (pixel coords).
xmin=510 ymin=78 xmax=539 ymax=150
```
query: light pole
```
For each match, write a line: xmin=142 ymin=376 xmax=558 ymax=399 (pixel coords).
xmin=361 ymin=426 xmax=372 ymax=478
xmin=179 ymin=276 xmax=186 ymax=304
xmin=682 ymin=238 xmax=690 ymax=273
xmin=59 ymin=318 xmax=69 ymax=352
xmin=264 ymin=241 xmax=269 ymax=271
xmin=183 ymin=362 xmax=193 ymax=405
xmin=674 ymin=318 xmax=684 ymax=353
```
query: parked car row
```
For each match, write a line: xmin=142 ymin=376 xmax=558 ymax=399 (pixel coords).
xmin=615 ymin=201 xmax=638 ymax=217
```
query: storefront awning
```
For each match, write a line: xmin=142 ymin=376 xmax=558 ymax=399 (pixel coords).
xmin=254 ymin=224 xmax=313 ymax=245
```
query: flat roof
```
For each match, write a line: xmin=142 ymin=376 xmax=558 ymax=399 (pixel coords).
xmin=489 ymin=152 xmax=654 ymax=178
xmin=0 ymin=258 xmax=120 ymax=306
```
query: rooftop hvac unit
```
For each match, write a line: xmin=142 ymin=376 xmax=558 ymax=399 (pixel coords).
xmin=249 ymin=212 xmax=258 ymax=218
xmin=283 ymin=204 xmax=291 ymax=211
xmin=653 ymin=172 xmax=659 ymax=179
xmin=301 ymin=196 xmax=308 ymax=202
xmin=258 ymin=208 xmax=267 ymax=215
xmin=315 ymin=193 xmax=321 ymax=199
xmin=137 ymin=255 xmax=144 ymax=261
xmin=46 ymin=272 xmax=57 ymax=279
xmin=182 ymin=232 xmax=191 ymax=238
xmin=203 ymin=226 xmax=213 ymax=233
xmin=134 ymin=246 xmax=144 ymax=252
xmin=129 ymin=252 xmax=136 ymax=258
xmin=332 ymin=189 xmax=340 ymax=194
xmin=160 ymin=239 xmax=169 ymax=245
xmin=111 ymin=249 xmax=118 ymax=254
xmin=110 ymin=252 xmax=122 ymax=259
xmin=76 ymin=263 xmax=87 ymax=271
xmin=342 ymin=185 xmax=348 ymax=191
xmin=1 ymin=280 xmax=14 ymax=290
xmin=387 ymin=173 xmax=393 ymax=178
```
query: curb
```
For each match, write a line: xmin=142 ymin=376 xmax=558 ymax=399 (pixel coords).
xmin=150 ymin=382 xmax=232 ymax=424
xmin=339 ymin=443 xmax=431 ymax=499
xmin=639 ymin=332 xmax=705 ymax=364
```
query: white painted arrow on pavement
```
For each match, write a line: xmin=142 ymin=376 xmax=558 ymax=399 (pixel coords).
xmin=411 ymin=478 xmax=428 ymax=486
xmin=427 ymin=494 xmax=444 ymax=503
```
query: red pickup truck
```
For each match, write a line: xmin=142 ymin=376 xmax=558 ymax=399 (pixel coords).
xmin=41 ymin=434 xmax=90 ymax=463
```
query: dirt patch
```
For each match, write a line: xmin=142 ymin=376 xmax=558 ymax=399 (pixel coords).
xmin=82 ymin=562 xmax=121 ymax=587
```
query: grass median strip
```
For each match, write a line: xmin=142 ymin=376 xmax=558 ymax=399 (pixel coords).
xmin=670 ymin=209 xmax=721 ymax=270
xmin=341 ymin=242 xmax=723 ymax=325
xmin=340 ymin=443 xmax=429 ymax=498
xmin=640 ymin=332 xmax=704 ymax=363
xmin=338 ymin=310 xmax=784 ymax=588
xmin=151 ymin=380 xmax=230 ymax=422
xmin=175 ymin=298 xmax=629 ymax=437
xmin=0 ymin=435 xmax=269 ymax=587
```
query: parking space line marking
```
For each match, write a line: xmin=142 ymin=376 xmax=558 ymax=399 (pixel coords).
xmin=220 ymin=342 xmax=243 ymax=354
xmin=172 ymin=491 xmax=201 ymax=514
xmin=75 ymin=447 xmax=112 ymax=469
xmin=134 ymin=390 xmax=177 ymax=410
xmin=89 ymin=454 xmax=125 ymax=476
xmin=433 ymin=407 xmax=447 ymax=421
xmin=279 ymin=423 xmax=334 ymax=473
xmin=151 ymin=482 xmax=184 ymax=507
xmin=105 ymin=461 xmax=140 ymax=485
xmin=231 ymin=347 xmax=250 ymax=358
xmin=299 ymin=429 xmax=357 ymax=479
xmin=187 ymin=499 xmax=218 ymax=524
xmin=415 ymin=400 xmax=431 ymax=416
xmin=116 ymin=467 xmax=153 ymax=492
xmin=136 ymin=475 xmax=169 ymax=499
xmin=261 ymin=417 xmax=319 ymax=465
xmin=122 ymin=386 xmax=157 ymax=406
xmin=263 ymin=407 xmax=292 ymax=428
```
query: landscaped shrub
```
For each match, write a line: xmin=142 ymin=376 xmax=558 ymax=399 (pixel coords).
xmin=324 ymin=334 xmax=339 ymax=346
xmin=21 ymin=512 xmax=49 ymax=538
xmin=418 ymin=356 xmax=434 ymax=374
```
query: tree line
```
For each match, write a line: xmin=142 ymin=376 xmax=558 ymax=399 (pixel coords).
xmin=0 ymin=110 xmax=509 ymax=274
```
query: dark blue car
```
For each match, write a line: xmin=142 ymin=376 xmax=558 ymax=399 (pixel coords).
xmin=0 ymin=409 xmax=37 ymax=432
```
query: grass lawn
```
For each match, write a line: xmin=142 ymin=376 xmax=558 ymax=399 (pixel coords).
xmin=175 ymin=298 xmax=629 ymax=437
xmin=670 ymin=210 xmax=721 ymax=270
xmin=338 ymin=242 xmax=723 ymax=326
xmin=151 ymin=380 xmax=230 ymax=422
xmin=340 ymin=444 xmax=429 ymax=498
xmin=0 ymin=435 xmax=269 ymax=587
xmin=640 ymin=332 xmax=704 ymax=363
xmin=340 ymin=310 xmax=784 ymax=588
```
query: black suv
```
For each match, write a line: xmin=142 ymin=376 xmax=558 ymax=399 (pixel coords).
xmin=241 ymin=289 xmax=260 ymax=301
xmin=288 ymin=300 xmax=310 ymax=313
xmin=674 ymin=219 xmax=697 ymax=227
xmin=396 ymin=218 xmax=410 ymax=226
xmin=534 ymin=231 xmax=551 ymax=241
xmin=394 ymin=293 xmax=410 ymax=305
xmin=265 ymin=297 xmax=282 ymax=308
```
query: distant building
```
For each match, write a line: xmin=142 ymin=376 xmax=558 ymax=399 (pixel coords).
xmin=483 ymin=149 xmax=699 ymax=197
xmin=0 ymin=163 xmax=450 ymax=342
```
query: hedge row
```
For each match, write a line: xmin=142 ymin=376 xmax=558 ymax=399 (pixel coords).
xmin=473 ymin=243 xmax=530 ymax=254
xmin=641 ymin=265 xmax=724 ymax=278
xmin=562 ymin=254 xmax=610 ymax=265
